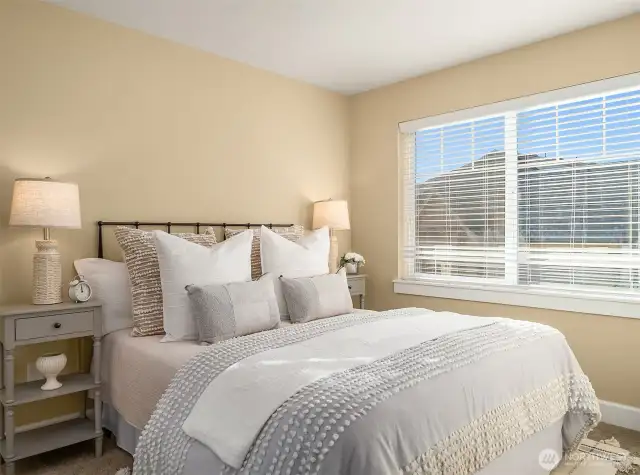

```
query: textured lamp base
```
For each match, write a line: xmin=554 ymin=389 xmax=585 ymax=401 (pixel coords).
xmin=329 ymin=232 xmax=339 ymax=274
xmin=33 ymin=239 xmax=62 ymax=305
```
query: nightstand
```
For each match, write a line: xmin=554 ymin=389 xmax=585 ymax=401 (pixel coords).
xmin=0 ymin=301 xmax=103 ymax=475
xmin=347 ymin=274 xmax=366 ymax=309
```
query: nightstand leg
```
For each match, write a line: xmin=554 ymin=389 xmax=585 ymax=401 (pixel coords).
xmin=0 ymin=342 xmax=4 ymax=441
xmin=93 ymin=336 xmax=103 ymax=458
xmin=4 ymin=408 xmax=14 ymax=461
xmin=3 ymin=351 xmax=13 ymax=405
xmin=4 ymin=461 xmax=15 ymax=475
xmin=94 ymin=432 xmax=103 ymax=458
xmin=94 ymin=391 xmax=103 ymax=458
xmin=360 ymin=295 xmax=365 ymax=310
xmin=3 ymin=348 xmax=14 ymax=468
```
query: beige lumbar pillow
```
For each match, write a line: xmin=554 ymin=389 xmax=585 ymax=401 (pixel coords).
xmin=280 ymin=269 xmax=353 ymax=323
xmin=114 ymin=226 xmax=217 ymax=337
xmin=186 ymin=276 xmax=280 ymax=344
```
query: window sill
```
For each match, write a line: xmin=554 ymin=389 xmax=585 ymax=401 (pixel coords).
xmin=393 ymin=279 xmax=640 ymax=320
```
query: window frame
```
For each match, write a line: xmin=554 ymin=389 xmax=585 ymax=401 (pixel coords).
xmin=397 ymin=72 xmax=640 ymax=318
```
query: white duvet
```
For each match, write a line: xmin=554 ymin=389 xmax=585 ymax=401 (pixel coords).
xmin=182 ymin=312 xmax=496 ymax=468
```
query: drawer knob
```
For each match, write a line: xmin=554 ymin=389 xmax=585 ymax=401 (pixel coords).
xmin=348 ymin=285 xmax=352 ymax=290
xmin=53 ymin=322 xmax=62 ymax=329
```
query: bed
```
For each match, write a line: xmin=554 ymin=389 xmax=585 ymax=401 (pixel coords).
xmin=99 ymin=310 xmax=598 ymax=475
xmin=90 ymin=221 xmax=600 ymax=475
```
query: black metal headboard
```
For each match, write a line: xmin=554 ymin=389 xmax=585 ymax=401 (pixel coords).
xmin=97 ymin=220 xmax=294 ymax=258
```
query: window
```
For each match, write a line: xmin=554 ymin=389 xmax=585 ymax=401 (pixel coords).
xmin=398 ymin=74 xmax=640 ymax=315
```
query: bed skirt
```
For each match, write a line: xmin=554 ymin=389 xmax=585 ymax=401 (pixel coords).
xmin=103 ymin=401 xmax=563 ymax=474
xmin=103 ymin=402 xmax=141 ymax=455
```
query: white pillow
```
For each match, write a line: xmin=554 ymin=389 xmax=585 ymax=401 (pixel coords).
xmin=260 ymin=225 xmax=330 ymax=318
xmin=73 ymin=258 xmax=133 ymax=335
xmin=153 ymin=229 xmax=253 ymax=342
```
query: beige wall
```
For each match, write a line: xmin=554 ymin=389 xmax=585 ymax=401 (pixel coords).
xmin=0 ymin=0 xmax=350 ymax=424
xmin=2 ymin=0 xmax=640 ymax=427
xmin=350 ymin=14 xmax=640 ymax=407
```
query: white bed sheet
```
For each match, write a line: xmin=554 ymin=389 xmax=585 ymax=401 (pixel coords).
xmin=101 ymin=329 xmax=205 ymax=430
xmin=100 ymin=320 xmax=298 ymax=430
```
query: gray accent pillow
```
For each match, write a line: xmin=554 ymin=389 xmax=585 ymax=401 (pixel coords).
xmin=280 ymin=272 xmax=353 ymax=324
xmin=185 ymin=277 xmax=280 ymax=344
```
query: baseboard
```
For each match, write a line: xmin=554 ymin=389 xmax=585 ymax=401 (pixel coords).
xmin=599 ymin=400 xmax=640 ymax=432
xmin=16 ymin=411 xmax=84 ymax=433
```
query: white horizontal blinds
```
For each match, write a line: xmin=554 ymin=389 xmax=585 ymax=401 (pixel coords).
xmin=402 ymin=80 xmax=640 ymax=296
xmin=516 ymin=88 xmax=640 ymax=292
xmin=404 ymin=116 xmax=507 ymax=281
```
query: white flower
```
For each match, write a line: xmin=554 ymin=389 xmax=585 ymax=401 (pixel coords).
xmin=341 ymin=252 xmax=365 ymax=266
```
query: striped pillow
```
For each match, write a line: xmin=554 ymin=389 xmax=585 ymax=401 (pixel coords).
xmin=114 ymin=226 xmax=217 ymax=337
xmin=225 ymin=225 xmax=304 ymax=280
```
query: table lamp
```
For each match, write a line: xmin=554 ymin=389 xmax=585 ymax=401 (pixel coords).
xmin=9 ymin=178 xmax=81 ymax=304
xmin=312 ymin=199 xmax=350 ymax=273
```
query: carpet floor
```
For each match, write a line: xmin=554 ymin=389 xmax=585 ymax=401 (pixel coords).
xmin=2 ymin=423 xmax=637 ymax=474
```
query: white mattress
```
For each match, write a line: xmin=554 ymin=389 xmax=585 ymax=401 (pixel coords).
xmin=100 ymin=320 xmax=300 ymax=430
xmin=101 ymin=329 xmax=205 ymax=430
xmin=100 ymin=314 xmax=363 ymax=430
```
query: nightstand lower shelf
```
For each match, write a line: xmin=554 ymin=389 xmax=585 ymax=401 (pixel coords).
xmin=0 ymin=418 xmax=98 ymax=462
xmin=0 ymin=374 xmax=97 ymax=406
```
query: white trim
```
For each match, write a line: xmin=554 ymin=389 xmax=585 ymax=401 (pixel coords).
xmin=393 ymin=279 xmax=640 ymax=319
xmin=401 ymin=131 xmax=416 ymax=277
xmin=399 ymin=72 xmax=640 ymax=132
xmin=599 ymin=400 xmax=640 ymax=432
xmin=15 ymin=411 xmax=84 ymax=434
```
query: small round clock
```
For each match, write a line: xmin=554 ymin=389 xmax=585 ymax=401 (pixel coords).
xmin=68 ymin=275 xmax=92 ymax=303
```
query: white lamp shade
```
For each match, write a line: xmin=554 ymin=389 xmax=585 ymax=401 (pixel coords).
xmin=9 ymin=179 xmax=81 ymax=229
xmin=312 ymin=200 xmax=350 ymax=230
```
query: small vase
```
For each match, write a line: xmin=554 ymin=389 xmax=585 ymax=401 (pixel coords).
xmin=36 ymin=353 xmax=67 ymax=391
xmin=345 ymin=263 xmax=359 ymax=275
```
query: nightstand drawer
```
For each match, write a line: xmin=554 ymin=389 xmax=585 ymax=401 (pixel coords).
xmin=15 ymin=312 xmax=93 ymax=341
xmin=347 ymin=277 xmax=365 ymax=295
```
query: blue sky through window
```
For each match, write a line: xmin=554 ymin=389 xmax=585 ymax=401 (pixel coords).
xmin=517 ymin=89 xmax=640 ymax=160
xmin=415 ymin=88 xmax=640 ymax=177
xmin=415 ymin=116 xmax=505 ymax=180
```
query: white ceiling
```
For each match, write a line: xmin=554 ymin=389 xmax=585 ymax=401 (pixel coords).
xmin=44 ymin=0 xmax=640 ymax=95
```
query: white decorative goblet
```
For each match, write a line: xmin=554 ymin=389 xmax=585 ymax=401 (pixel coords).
xmin=36 ymin=353 xmax=67 ymax=390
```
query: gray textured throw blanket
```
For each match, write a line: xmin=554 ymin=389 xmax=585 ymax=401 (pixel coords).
xmin=133 ymin=308 xmax=600 ymax=475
